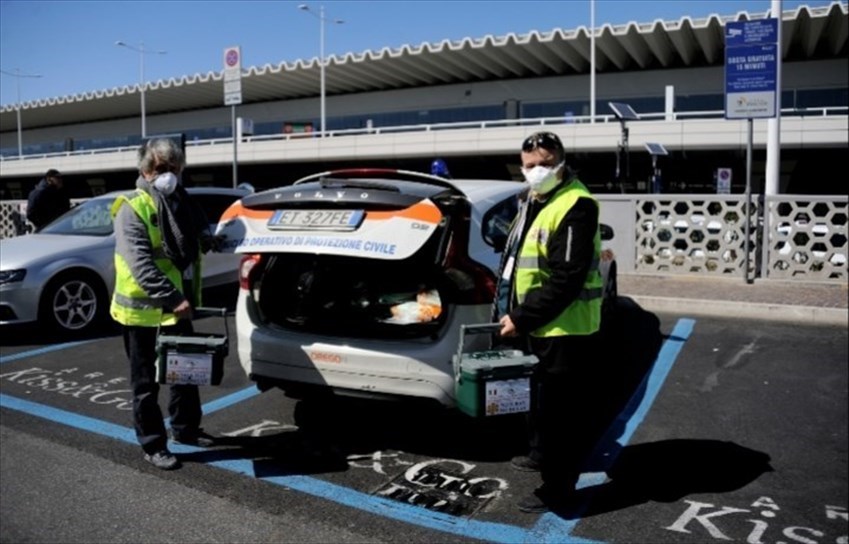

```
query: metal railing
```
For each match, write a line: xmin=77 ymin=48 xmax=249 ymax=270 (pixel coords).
xmin=1 ymin=105 xmax=846 ymax=163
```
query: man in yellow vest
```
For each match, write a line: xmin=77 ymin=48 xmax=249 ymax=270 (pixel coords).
xmin=111 ymin=138 xmax=216 ymax=470
xmin=497 ymin=131 xmax=604 ymax=513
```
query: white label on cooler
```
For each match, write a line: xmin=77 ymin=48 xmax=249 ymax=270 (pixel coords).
xmin=485 ymin=377 xmax=531 ymax=416
xmin=165 ymin=351 xmax=213 ymax=386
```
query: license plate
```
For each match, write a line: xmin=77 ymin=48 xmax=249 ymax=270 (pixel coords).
xmin=267 ymin=209 xmax=364 ymax=231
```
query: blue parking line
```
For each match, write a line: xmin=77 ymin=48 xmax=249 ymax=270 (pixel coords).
xmin=201 ymin=386 xmax=261 ymax=415
xmin=1 ymin=392 xmax=528 ymax=543
xmin=531 ymin=318 xmax=695 ymax=542
xmin=0 ymin=393 xmax=137 ymax=443
xmin=0 ymin=340 xmax=97 ymax=365
xmin=0 ymin=318 xmax=695 ymax=543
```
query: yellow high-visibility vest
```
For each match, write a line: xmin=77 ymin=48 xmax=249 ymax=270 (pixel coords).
xmin=109 ymin=190 xmax=183 ymax=327
xmin=514 ymin=179 xmax=602 ymax=337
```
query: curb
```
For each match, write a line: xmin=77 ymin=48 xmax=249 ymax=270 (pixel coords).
xmin=628 ymin=295 xmax=849 ymax=327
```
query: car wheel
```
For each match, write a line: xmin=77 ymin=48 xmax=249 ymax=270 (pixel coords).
xmin=293 ymin=392 xmax=338 ymax=430
xmin=40 ymin=271 xmax=108 ymax=334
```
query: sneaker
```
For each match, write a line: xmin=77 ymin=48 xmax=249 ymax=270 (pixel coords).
xmin=518 ymin=485 xmax=580 ymax=514
xmin=171 ymin=429 xmax=217 ymax=448
xmin=511 ymin=455 xmax=541 ymax=472
xmin=144 ymin=450 xmax=180 ymax=470
xmin=518 ymin=486 xmax=569 ymax=514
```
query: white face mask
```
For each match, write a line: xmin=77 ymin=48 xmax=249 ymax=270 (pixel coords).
xmin=521 ymin=162 xmax=564 ymax=195
xmin=152 ymin=172 xmax=178 ymax=195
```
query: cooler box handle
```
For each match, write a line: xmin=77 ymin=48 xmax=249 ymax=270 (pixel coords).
xmin=195 ymin=306 xmax=229 ymax=338
xmin=453 ymin=323 xmax=502 ymax=377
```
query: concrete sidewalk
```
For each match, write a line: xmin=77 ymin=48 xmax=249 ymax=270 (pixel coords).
xmin=619 ymin=274 xmax=848 ymax=326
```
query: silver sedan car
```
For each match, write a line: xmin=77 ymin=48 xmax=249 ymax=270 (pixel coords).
xmin=0 ymin=186 xmax=251 ymax=334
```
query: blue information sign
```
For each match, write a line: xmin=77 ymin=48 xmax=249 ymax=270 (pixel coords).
xmin=725 ymin=19 xmax=778 ymax=119
xmin=725 ymin=19 xmax=778 ymax=47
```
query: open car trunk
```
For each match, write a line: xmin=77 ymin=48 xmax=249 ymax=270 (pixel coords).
xmin=220 ymin=173 xmax=499 ymax=338
xmin=247 ymin=195 xmax=494 ymax=339
xmin=254 ymin=250 xmax=452 ymax=339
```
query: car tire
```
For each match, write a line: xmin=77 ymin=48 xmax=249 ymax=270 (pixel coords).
xmin=39 ymin=270 xmax=108 ymax=335
xmin=293 ymin=393 xmax=339 ymax=430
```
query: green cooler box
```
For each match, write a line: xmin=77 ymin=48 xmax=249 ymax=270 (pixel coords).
xmin=453 ymin=323 xmax=539 ymax=417
xmin=155 ymin=307 xmax=229 ymax=386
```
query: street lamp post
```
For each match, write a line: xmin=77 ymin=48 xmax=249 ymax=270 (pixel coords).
xmin=0 ymin=68 xmax=43 ymax=158
xmin=115 ymin=41 xmax=166 ymax=139
xmin=298 ymin=3 xmax=344 ymax=137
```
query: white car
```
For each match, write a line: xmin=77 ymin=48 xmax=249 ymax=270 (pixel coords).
xmin=218 ymin=169 xmax=616 ymax=409
xmin=0 ymin=186 xmax=252 ymax=334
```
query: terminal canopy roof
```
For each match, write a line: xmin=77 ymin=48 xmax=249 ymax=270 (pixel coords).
xmin=0 ymin=2 xmax=846 ymax=132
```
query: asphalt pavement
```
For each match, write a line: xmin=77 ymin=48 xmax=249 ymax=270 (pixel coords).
xmin=619 ymin=274 xmax=848 ymax=327
xmin=2 ymin=279 xmax=846 ymax=543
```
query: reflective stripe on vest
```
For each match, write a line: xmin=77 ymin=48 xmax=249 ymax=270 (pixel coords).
xmin=515 ymin=179 xmax=602 ymax=337
xmin=109 ymin=190 xmax=182 ymax=327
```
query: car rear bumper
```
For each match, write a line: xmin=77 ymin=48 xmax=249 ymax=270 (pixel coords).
xmin=245 ymin=357 xmax=456 ymax=405
xmin=235 ymin=291 xmax=493 ymax=406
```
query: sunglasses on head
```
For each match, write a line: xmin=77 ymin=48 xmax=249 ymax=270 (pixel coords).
xmin=522 ymin=132 xmax=563 ymax=153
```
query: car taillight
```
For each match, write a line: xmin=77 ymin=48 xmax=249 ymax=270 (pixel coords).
xmin=239 ymin=254 xmax=263 ymax=290
xmin=466 ymin=261 xmax=497 ymax=304
xmin=443 ymin=231 xmax=497 ymax=305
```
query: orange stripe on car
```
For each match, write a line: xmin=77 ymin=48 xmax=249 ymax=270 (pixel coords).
xmin=367 ymin=201 xmax=442 ymax=223
xmin=220 ymin=202 xmax=274 ymax=221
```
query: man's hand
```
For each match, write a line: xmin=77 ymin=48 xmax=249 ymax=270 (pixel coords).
xmin=499 ymin=314 xmax=518 ymax=337
xmin=173 ymin=299 xmax=192 ymax=320
xmin=200 ymin=233 xmax=227 ymax=253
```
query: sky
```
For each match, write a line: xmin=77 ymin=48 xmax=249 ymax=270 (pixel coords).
xmin=0 ymin=0 xmax=840 ymax=107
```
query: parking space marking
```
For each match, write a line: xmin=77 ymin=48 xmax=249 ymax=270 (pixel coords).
xmin=0 ymin=392 xmax=529 ymax=543
xmin=0 ymin=318 xmax=695 ymax=543
xmin=531 ymin=318 xmax=696 ymax=543
xmin=1 ymin=393 xmax=137 ymax=442
xmin=0 ymin=340 xmax=97 ymax=365
xmin=201 ymin=386 xmax=261 ymax=415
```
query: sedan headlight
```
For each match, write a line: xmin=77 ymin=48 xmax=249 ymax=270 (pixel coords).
xmin=0 ymin=269 xmax=27 ymax=284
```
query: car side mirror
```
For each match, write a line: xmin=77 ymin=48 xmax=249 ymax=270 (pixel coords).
xmin=600 ymin=223 xmax=614 ymax=241
xmin=488 ymin=231 xmax=508 ymax=253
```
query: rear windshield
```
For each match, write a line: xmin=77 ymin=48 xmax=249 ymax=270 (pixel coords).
xmin=40 ymin=198 xmax=115 ymax=236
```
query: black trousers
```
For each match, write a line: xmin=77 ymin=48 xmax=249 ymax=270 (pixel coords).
xmin=526 ymin=331 xmax=606 ymax=491
xmin=122 ymin=320 xmax=202 ymax=454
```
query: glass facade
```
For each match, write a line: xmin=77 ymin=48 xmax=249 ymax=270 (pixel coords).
xmin=1 ymin=87 xmax=845 ymax=159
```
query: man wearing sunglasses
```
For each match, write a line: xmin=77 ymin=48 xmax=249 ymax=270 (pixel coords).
xmin=497 ymin=131 xmax=604 ymax=513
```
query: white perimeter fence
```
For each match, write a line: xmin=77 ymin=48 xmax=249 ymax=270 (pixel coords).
xmin=1 ymin=194 xmax=846 ymax=283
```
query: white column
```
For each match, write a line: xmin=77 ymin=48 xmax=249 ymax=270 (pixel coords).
xmin=765 ymin=0 xmax=782 ymax=195
xmin=665 ymin=85 xmax=675 ymax=121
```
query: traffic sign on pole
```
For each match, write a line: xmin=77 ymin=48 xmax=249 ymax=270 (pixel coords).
xmin=223 ymin=46 xmax=243 ymax=106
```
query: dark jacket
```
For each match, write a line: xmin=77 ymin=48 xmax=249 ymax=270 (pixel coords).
xmin=27 ymin=178 xmax=70 ymax=229
xmin=507 ymin=187 xmax=599 ymax=335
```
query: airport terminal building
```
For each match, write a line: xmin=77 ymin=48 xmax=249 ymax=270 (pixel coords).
xmin=0 ymin=1 xmax=846 ymax=200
